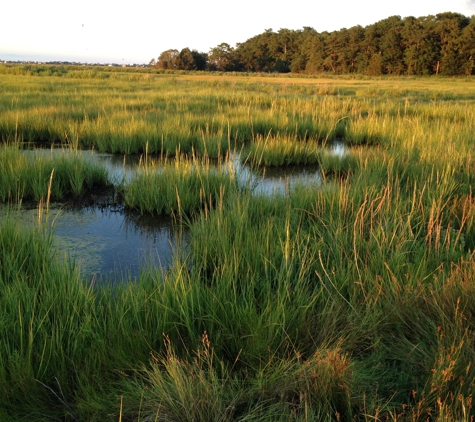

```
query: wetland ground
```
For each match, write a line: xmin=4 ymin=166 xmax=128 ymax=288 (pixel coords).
xmin=0 ymin=65 xmax=475 ymax=421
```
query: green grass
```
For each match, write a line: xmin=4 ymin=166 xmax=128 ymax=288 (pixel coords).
xmin=2 ymin=68 xmax=474 ymax=163
xmin=123 ymin=153 xmax=240 ymax=216
xmin=0 ymin=144 xmax=110 ymax=203
xmin=1 ymin=66 xmax=475 ymax=420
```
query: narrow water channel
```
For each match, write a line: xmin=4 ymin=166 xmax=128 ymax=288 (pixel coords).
xmin=4 ymin=141 xmax=345 ymax=281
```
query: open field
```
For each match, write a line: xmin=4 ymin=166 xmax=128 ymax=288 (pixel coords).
xmin=1 ymin=66 xmax=475 ymax=420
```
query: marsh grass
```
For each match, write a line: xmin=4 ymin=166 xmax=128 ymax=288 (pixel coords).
xmin=1 ymin=67 xmax=475 ymax=420
xmin=122 ymin=334 xmax=353 ymax=422
xmin=0 ymin=144 xmax=110 ymax=202
xmin=123 ymin=152 xmax=240 ymax=216
xmin=244 ymin=131 xmax=320 ymax=167
xmin=2 ymin=173 xmax=475 ymax=420
xmin=2 ymin=70 xmax=473 ymax=165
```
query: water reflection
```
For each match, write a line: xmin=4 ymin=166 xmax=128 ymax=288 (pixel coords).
xmin=12 ymin=141 xmax=346 ymax=279
xmin=331 ymin=139 xmax=345 ymax=157
xmin=241 ymin=163 xmax=323 ymax=196
xmin=94 ymin=153 xmax=141 ymax=183
xmin=53 ymin=206 xmax=186 ymax=282
xmin=0 ymin=204 xmax=185 ymax=283
xmin=22 ymin=140 xmax=346 ymax=196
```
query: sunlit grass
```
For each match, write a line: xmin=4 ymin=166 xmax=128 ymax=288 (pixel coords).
xmin=123 ymin=153 xmax=240 ymax=216
xmin=2 ymin=70 xmax=474 ymax=162
xmin=1 ymin=67 xmax=475 ymax=420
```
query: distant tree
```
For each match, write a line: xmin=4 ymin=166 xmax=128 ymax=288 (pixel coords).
xmin=379 ymin=16 xmax=405 ymax=74
xmin=152 ymin=12 xmax=472 ymax=76
xmin=208 ymin=43 xmax=237 ymax=71
xmin=290 ymin=54 xmax=307 ymax=73
xmin=176 ymin=48 xmax=196 ymax=70
xmin=236 ymin=29 xmax=276 ymax=72
xmin=366 ymin=53 xmax=383 ymax=75
xmin=460 ymin=16 xmax=475 ymax=74
xmin=157 ymin=49 xmax=179 ymax=70
xmin=302 ymin=30 xmax=327 ymax=74
xmin=323 ymin=30 xmax=349 ymax=73
xmin=433 ymin=12 xmax=470 ymax=75
xmin=289 ymin=27 xmax=316 ymax=72
xmin=267 ymin=28 xmax=295 ymax=72
xmin=273 ymin=59 xmax=290 ymax=73
xmin=148 ymin=58 xmax=156 ymax=68
xmin=191 ymin=50 xmax=208 ymax=70
xmin=402 ymin=16 xmax=439 ymax=75
xmin=173 ymin=48 xmax=208 ymax=70
xmin=362 ymin=23 xmax=380 ymax=63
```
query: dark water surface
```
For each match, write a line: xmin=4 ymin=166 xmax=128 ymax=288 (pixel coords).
xmin=52 ymin=206 xmax=186 ymax=282
xmin=1 ymin=204 xmax=185 ymax=282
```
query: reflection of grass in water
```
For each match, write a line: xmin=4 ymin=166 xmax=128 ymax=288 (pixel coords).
xmin=0 ymin=204 xmax=107 ymax=277
xmin=49 ymin=208 xmax=108 ymax=277
xmin=53 ymin=234 xmax=105 ymax=278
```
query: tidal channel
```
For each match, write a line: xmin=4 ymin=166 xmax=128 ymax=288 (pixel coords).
xmin=3 ymin=142 xmax=344 ymax=282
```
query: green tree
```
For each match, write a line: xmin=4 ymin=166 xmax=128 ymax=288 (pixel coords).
xmin=323 ymin=29 xmax=355 ymax=73
xmin=191 ymin=50 xmax=208 ymax=70
xmin=268 ymin=28 xmax=298 ymax=72
xmin=289 ymin=27 xmax=315 ymax=72
xmin=361 ymin=23 xmax=379 ymax=71
xmin=290 ymin=54 xmax=308 ymax=73
xmin=301 ymin=29 xmax=327 ymax=74
xmin=208 ymin=43 xmax=238 ymax=71
xmin=366 ymin=53 xmax=383 ymax=75
xmin=346 ymin=25 xmax=365 ymax=72
xmin=433 ymin=12 xmax=470 ymax=75
xmin=460 ymin=16 xmax=475 ymax=75
xmin=402 ymin=16 xmax=439 ymax=75
xmin=153 ymin=12 xmax=472 ymax=76
xmin=236 ymin=29 xmax=276 ymax=72
xmin=176 ymin=48 xmax=197 ymax=70
xmin=379 ymin=17 xmax=405 ymax=74
xmin=156 ymin=49 xmax=179 ymax=70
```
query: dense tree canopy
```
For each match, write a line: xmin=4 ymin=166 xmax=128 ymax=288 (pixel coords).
xmin=208 ymin=43 xmax=241 ymax=71
xmin=151 ymin=12 xmax=475 ymax=75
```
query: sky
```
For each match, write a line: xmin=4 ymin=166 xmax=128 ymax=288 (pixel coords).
xmin=1 ymin=0 xmax=475 ymax=64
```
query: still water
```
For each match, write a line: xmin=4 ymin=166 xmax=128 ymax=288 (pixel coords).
xmin=52 ymin=206 xmax=186 ymax=281
xmin=6 ymin=142 xmax=345 ymax=281
xmin=3 ymin=204 xmax=185 ymax=282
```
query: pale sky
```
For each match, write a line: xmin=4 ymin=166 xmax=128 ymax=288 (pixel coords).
xmin=1 ymin=0 xmax=474 ymax=64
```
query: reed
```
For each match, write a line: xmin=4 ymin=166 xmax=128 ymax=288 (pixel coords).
xmin=2 ymin=71 xmax=473 ymax=166
xmin=0 ymin=145 xmax=110 ymax=203
xmin=123 ymin=153 xmax=240 ymax=216
xmin=1 ymin=67 xmax=475 ymax=420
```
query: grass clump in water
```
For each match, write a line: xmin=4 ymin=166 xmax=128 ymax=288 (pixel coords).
xmin=0 ymin=144 xmax=110 ymax=203
xmin=123 ymin=153 xmax=240 ymax=216
xmin=244 ymin=131 xmax=320 ymax=167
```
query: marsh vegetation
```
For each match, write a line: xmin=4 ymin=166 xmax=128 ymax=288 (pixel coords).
xmin=1 ymin=66 xmax=475 ymax=421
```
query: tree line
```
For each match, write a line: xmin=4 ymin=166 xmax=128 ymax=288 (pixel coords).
xmin=150 ymin=12 xmax=475 ymax=76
